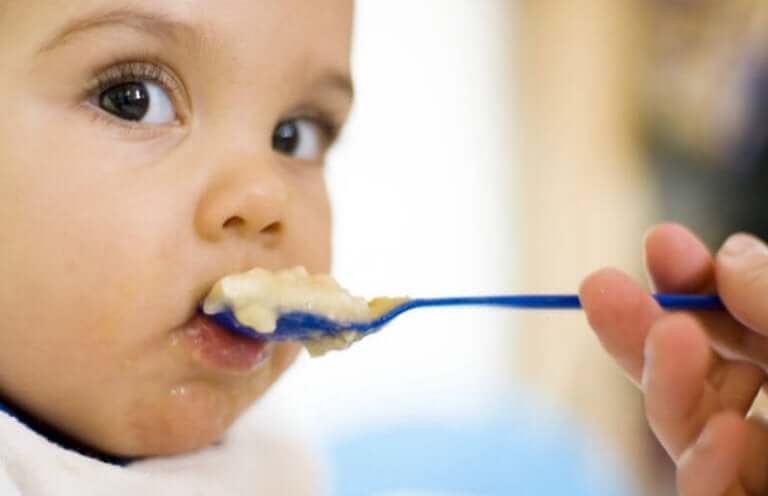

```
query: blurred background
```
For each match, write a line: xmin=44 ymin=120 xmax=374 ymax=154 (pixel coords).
xmin=246 ymin=1 xmax=768 ymax=494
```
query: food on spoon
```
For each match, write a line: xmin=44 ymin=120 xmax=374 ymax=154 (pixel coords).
xmin=202 ymin=266 xmax=407 ymax=356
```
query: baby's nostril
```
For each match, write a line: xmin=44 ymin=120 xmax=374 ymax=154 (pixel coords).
xmin=221 ymin=217 xmax=281 ymax=235
xmin=262 ymin=222 xmax=282 ymax=235
xmin=223 ymin=216 xmax=245 ymax=230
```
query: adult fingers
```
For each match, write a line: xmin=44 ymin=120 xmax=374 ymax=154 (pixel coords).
xmin=647 ymin=225 xmax=768 ymax=373
xmin=581 ymin=223 xmax=714 ymax=384
xmin=717 ymin=233 xmax=768 ymax=336
xmin=677 ymin=414 xmax=768 ymax=496
xmin=676 ymin=411 xmax=748 ymax=496
xmin=580 ymin=268 xmax=662 ymax=383
xmin=642 ymin=313 xmax=715 ymax=459
xmin=644 ymin=223 xmax=715 ymax=294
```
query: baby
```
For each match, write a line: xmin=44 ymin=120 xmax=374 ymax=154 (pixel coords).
xmin=0 ymin=0 xmax=353 ymax=493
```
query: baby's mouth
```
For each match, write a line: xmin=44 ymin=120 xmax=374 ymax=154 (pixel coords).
xmin=178 ymin=313 xmax=272 ymax=373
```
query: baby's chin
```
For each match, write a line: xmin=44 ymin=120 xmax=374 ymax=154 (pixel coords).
xmin=122 ymin=380 xmax=235 ymax=456
xmin=93 ymin=343 xmax=303 ymax=457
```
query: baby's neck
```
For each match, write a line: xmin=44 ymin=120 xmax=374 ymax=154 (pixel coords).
xmin=0 ymin=394 xmax=137 ymax=466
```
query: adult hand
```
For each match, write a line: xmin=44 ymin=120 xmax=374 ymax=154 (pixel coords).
xmin=580 ymin=224 xmax=768 ymax=495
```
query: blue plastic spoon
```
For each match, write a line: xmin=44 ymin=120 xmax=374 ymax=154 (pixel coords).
xmin=204 ymin=294 xmax=724 ymax=341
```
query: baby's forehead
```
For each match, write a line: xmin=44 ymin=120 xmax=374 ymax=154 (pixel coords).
xmin=9 ymin=0 xmax=353 ymax=91
xmin=15 ymin=0 xmax=353 ymax=55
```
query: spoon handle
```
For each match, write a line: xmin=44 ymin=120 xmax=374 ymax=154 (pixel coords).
xmin=404 ymin=294 xmax=724 ymax=311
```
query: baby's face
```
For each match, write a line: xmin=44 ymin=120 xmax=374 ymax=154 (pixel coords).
xmin=0 ymin=0 xmax=352 ymax=456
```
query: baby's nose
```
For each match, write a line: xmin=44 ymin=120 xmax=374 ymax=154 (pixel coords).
xmin=195 ymin=159 xmax=287 ymax=243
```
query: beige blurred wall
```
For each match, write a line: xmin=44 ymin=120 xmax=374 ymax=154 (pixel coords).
xmin=514 ymin=0 xmax=666 ymax=493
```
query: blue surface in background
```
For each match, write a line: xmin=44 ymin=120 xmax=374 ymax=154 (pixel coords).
xmin=328 ymin=404 xmax=635 ymax=496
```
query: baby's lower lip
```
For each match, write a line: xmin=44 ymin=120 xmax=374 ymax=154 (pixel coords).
xmin=180 ymin=314 xmax=270 ymax=373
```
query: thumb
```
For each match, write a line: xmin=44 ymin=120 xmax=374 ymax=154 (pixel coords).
xmin=716 ymin=233 xmax=768 ymax=335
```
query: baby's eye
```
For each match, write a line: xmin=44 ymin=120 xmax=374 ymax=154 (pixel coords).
xmin=98 ymin=81 xmax=175 ymax=124
xmin=272 ymin=119 xmax=324 ymax=161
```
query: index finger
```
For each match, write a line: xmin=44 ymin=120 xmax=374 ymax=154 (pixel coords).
xmin=579 ymin=268 xmax=662 ymax=383
xmin=649 ymin=225 xmax=768 ymax=369
xmin=579 ymin=223 xmax=716 ymax=384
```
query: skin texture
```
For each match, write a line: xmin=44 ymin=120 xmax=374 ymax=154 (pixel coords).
xmin=580 ymin=224 xmax=768 ymax=495
xmin=0 ymin=0 xmax=353 ymax=457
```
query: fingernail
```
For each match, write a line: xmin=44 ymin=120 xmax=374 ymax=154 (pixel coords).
xmin=721 ymin=233 xmax=768 ymax=258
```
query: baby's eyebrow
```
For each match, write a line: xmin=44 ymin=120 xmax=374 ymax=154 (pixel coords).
xmin=38 ymin=6 xmax=198 ymax=54
xmin=314 ymin=71 xmax=355 ymax=101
